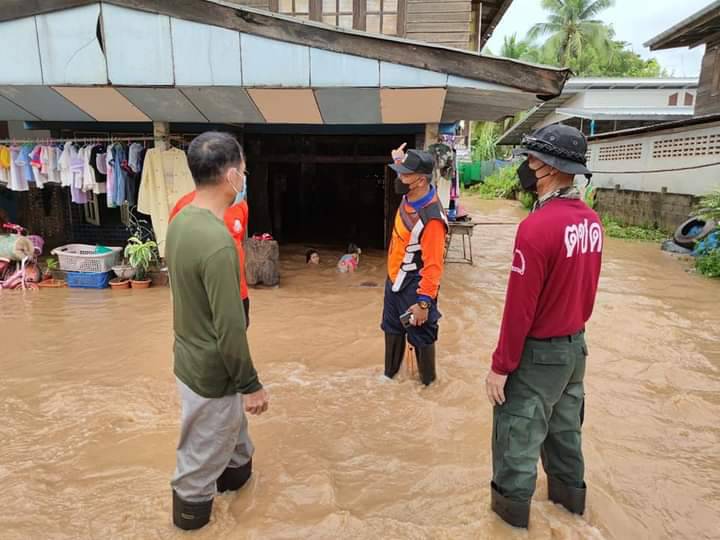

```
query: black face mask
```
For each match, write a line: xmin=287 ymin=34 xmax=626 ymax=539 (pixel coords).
xmin=517 ymin=160 xmax=552 ymax=192
xmin=394 ymin=176 xmax=410 ymax=195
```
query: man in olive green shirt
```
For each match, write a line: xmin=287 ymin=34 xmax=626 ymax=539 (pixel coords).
xmin=166 ymin=132 xmax=268 ymax=531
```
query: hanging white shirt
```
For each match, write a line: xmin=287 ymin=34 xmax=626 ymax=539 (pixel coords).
xmin=41 ymin=146 xmax=61 ymax=184
xmin=81 ymin=145 xmax=97 ymax=193
xmin=58 ymin=142 xmax=74 ymax=187
xmin=8 ymin=146 xmax=28 ymax=192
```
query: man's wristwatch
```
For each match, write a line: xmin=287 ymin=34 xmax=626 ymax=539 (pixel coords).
xmin=418 ymin=300 xmax=431 ymax=310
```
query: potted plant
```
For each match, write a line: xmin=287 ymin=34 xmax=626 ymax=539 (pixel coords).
xmin=124 ymin=236 xmax=158 ymax=289
xmin=42 ymin=257 xmax=58 ymax=281
xmin=38 ymin=257 xmax=66 ymax=288
xmin=109 ymin=276 xmax=130 ymax=289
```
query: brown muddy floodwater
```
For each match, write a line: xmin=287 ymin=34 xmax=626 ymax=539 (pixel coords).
xmin=1 ymin=200 xmax=719 ymax=540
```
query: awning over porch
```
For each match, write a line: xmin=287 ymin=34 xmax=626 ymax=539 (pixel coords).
xmin=0 ymin=0 xmax=570 ymax=126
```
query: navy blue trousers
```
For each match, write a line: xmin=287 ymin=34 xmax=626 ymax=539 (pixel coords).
xmin=381 ymin=277 xmax=441 ymax=348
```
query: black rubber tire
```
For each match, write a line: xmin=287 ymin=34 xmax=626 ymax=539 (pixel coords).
xmin=673 ymin=217 xmax=717 ymax=248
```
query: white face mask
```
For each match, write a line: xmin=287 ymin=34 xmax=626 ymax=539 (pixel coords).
xmin=227 ymin=168 xmax=246 ymax=204
xmin=235 ymin=175 xmax=247 ymax=204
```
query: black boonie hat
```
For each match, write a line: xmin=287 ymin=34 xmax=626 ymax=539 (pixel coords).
xmin=515 ymin=124 xmax=592 ymax=177
xmin=389 ymin=149 xmax=435 ymax=175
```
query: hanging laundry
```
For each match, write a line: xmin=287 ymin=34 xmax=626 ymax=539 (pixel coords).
xmin=59 ymin=142 xmax=75 ymax=187
xmin=9 ymin=146 xmax=28 ymax=192
xmin=111 ymin=143 xmax=128 ymax=206
xmin=106 ymin=145 xmax=116 ymax=207
xmin=138 ymin=147 xmax=194 ymax=258
xmin=40 ymin=145 xmax=61 ymax=184
xmin=29 ymin=145 xmax=47 ymax=188
xmin=0 ymin=145 xmax=10 ymax=185
xmin=15 ymin=145 xmax=35 ymax=186
xmin=128 ymin=142 xmax=144 ymax=174
xmin=89 ymin=145 xmax=106 ymax=184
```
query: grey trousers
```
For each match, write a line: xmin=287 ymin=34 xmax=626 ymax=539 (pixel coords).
xmin=171 ymin=378 xmax=254 ymax=502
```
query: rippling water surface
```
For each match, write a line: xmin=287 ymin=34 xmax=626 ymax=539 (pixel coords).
xmin=1 ymin=199 xmax=718 ymax=539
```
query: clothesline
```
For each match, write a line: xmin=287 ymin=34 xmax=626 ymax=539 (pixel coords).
xmin=0 ymin=136 xmax=185 ymax=144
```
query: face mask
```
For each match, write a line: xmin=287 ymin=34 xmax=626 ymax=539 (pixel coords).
xmin=395 ymin=176 xmax=410 ymax=195
xmin=234 ymin=175 xmax=247 ymax=205
xmin=517 ymin=160 xmax=552 ymax=192
xmin=227 ymin=169 xmax=245 ymax=203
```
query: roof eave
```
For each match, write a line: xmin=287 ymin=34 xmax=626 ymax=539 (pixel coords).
xmin=644 ymin=0 xmax=720 ymax=50
xmin=0 ymin=0 xmax=569 ymax=98
xmin=479 ymin=0 xmax=514 ymax=49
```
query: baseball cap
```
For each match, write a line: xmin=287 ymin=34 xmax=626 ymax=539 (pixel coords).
xmin=389 ymin=149 xmax=435 ymax=175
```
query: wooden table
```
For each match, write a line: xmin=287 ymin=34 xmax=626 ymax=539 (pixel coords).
xmin=445 ymin=221 xmax=477 ymax=265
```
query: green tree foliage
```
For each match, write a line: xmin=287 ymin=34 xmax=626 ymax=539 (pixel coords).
xmin=529 ymin=0 xmax=614 ymax=67
xmin=469 ymin=164 xmax=520 ymax=199
xmin=492 ymin=0 xmax=666 ymax=77
xmin=500 ymin=34 xmax=541 ymax=62
xmin=471 ymin=121 xmax=502 ymax=161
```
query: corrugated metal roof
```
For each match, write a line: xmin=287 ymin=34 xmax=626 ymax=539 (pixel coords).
xmin=644 ymin=0 xmax=720 ymax=50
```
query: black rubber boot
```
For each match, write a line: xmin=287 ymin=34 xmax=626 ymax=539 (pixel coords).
xmin=415 ymin=344 xmax=436 ymax=386
xmin=217 ymin=459 xmax=253 ymax=493
xmin=491 ymin=482 xmax=530 ymax=529
xmin=548 ymin=476 xmax=586 ymax=515
xmin=172 ymin=490 xmax=213 ymax=531
xmin=384 ymin=333 xmax=406 ymax=378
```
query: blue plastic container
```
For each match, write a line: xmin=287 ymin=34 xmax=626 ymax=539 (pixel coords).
xmin=66 ymin=271 xmax=112 ymax=289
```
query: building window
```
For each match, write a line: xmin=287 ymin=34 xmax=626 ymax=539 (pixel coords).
xmin=278 ymin=0 xmax=310 ymax=19
xmin=668 ymin=92 xmax=679 ymax=106
xmin=684 ymin=92 xmax=695 ymax=106
xmin=366 ymin=0 xmax=398 ymax=35
xmin=322 ymin=0 xmax=354 ymax=28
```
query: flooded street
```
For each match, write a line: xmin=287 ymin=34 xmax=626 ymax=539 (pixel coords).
xmin=1 ymin=199 xmax=718 ymax=540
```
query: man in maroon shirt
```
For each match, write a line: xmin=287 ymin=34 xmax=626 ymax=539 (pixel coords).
xmin=486 ymin=124 xmax=603 ymax=529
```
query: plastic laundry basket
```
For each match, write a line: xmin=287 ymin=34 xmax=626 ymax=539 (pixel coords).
xmin=66 ymin=271 xmax=112 ymax=289
xmin=51 ymin=244 xmax=123 ymax=273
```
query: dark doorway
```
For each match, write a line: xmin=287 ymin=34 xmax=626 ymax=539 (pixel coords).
xmin=246 ymin=132 xmax=415 ymax=249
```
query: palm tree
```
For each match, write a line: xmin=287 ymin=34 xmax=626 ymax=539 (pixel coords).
xmin=500 ymin=33 xmax=537 ymax=60
xmin=529 ymin=0 xmax=614 ymax=67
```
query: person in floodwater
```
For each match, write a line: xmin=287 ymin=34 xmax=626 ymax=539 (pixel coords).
xmin=169 ymin=176 xmax=250 ymax=326
xmin=306 ymin=249 xmax=320 ymax=264
xmin=165 ymin=132 xmax=269 ymax=531
xmin=337 ymin=243 xmax=361 ymax=272
xmin=486 ymin=125 xmax=603 ymax=529
xmin=382 ymin=144 xmax=448 ymax=386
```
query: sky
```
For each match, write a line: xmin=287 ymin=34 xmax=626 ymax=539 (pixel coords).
xmin=485 ymin=0 xmax=711 ymax=77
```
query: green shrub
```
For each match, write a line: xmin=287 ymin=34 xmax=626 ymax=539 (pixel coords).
xmin=696 ymin=249 xmax=720 ymax=278
xmin=519 ymin=191 xmax=535 ymax=210
xmin=583 ymin=183 xmax=597 ymax=209
xmin=601 ymin=217 xmax=667 ymax=242
xmin=469 ymin=164 xmax=519 ymax=199
xmin=695 ymin=188 xmax=720 ymax=223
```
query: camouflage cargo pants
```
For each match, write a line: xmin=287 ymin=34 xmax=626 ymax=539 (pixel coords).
xmin=492 ymin=332 xmax=587 ymax=502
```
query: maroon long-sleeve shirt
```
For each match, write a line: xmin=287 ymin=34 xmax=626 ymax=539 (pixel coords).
xmin=492 ymin=198 xmax=603 ymax=375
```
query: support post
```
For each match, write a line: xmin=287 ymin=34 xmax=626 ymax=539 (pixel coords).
xmin=424 ymin=123 xmax=439 ymax=149
xmin=153 ymin=121 xmax=169 ymax=150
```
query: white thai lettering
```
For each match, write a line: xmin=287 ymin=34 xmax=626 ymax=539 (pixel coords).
xmin=511 ymin=249 xmax=526 ymax=275
xmin=565 ymin=220 xmax=603 ymax=258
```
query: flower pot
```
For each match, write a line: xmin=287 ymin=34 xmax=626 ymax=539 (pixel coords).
xmin=148 ymin=269 xmax=169 ymax=287
xmin=38 ymin=278 xmax=66 ymax=288
xmin=131 ymin=279 xmax=152 ymax=289
xmin=112 ymin=265 xmax=136 ymax=280
xmin=109 ymin=277 xmax=130 ymax=289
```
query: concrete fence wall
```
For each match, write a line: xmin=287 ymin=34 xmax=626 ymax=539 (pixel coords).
xmin=595 ymin=187 xmax=699 ymax=232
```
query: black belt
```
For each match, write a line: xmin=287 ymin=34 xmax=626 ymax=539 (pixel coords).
xmin=529 ymin=329 xmax=585 ymax=343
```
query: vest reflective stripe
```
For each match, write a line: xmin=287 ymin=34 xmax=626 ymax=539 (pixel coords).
xmin=391 ymin=197 xmax=449 ymax=293
xmin=392 ymin=219 xmax=424 ymax=292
